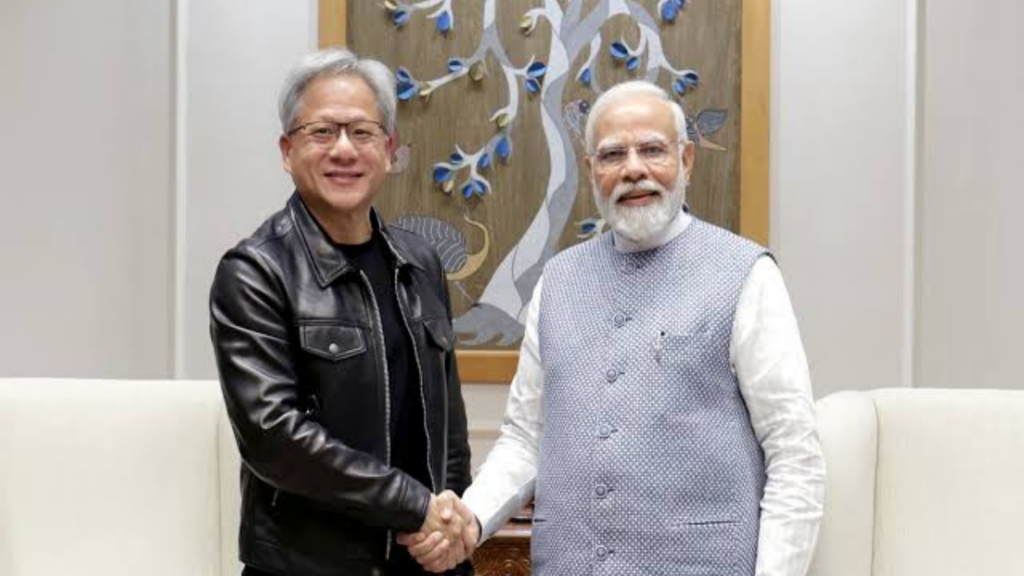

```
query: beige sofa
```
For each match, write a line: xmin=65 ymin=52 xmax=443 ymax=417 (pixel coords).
xmin=2 ymin=380 xmax=1023 ymax=575
xmin=809 ymin=388 xmax=1024 ymax=576
xmin=0 ymin=379 xmax=241 ymax=576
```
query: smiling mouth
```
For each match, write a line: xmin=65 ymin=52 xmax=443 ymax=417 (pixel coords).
xmin=617 ymin=190 xmax=660 ymax=204
xmin=325 ymin=171 xmax=363 ymax=182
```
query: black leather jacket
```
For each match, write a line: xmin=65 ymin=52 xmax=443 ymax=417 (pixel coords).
xmin=210 ymin=193 xmax=472 ymax=576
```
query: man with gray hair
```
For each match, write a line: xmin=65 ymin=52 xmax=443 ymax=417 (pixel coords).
xmin=405 ymin=79 xmax=826 ymax=575
xmin=210 ymin=49 xmax=474 ymax=575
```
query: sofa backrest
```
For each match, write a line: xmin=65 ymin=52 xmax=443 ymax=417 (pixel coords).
xmin=0 ymin=378 xmax=242 ymax=576
xmin=811 ymin=388 xmax=1024 ymax=576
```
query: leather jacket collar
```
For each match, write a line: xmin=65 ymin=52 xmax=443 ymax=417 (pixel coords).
xmin=286 ymin=192 xmax=423 ymax=288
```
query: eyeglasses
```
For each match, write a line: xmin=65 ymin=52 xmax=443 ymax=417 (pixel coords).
xmin=592 ymin=140 xmax=681 ymax=170
xmin=286 ymin=119 xmax=388 ymax=147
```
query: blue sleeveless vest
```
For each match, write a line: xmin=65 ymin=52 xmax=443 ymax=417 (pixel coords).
xmin=533 ymin=218 xmax=768 ymax=575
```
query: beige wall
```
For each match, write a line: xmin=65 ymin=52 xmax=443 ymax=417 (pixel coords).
xmin=0 ymin=0 xmax=174 ymax=378
xmin=773 ymin=0 xmax=915 ymax=398
xmin=179 ymin=0 xmax=316 ymax=378
xmin=916 ymin=0 xmax=1024 ymax=389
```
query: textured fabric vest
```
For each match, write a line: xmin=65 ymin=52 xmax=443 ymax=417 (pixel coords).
xmin=533 ymin=218 xmax=768 ymax=576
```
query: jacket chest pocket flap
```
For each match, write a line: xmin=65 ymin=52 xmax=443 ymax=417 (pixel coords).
xmin=422 ymin=317 xmax=456 ymax=352
xmin=300 ymin=324 xmax=366 ymax=361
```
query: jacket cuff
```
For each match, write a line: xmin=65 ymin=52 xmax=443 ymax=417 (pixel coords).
xmin=397 ymin=480 xmax=433 ymax=532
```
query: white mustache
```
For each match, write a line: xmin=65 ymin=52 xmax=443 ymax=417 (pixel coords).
xmin=610 ymin=180 xmax=668 ymax=203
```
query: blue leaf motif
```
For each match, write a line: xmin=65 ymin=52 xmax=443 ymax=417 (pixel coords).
xmin=527 ymin=61 xmax=547 ymax=78
xmin=525 ymin=78 xmax=540 ymax=94
xmin=626 ymin=56 xmax=641 ymax=71
xmin=461 ymin=182 xmax=474 ymax=199
xmin=661 ymin=1 xmax=680 ymax=21
xmin=436 ymin=11 xmax=452 ymax=33
xmin=579 ymin=67 xmax=592 ymax=86
xmin=396 ymin=67 xmax=411 ymax=84
xmin=610 ymin=42 xmax=629 ymax=61
xmin=393 ymin=10 xmax=410 ymax=27
xmin=397 ymin=82 xmax=417 ymax=101
xmin=582 ymin=221 xmax=596 ymax=234
xmin=496 ymin=137 xmax=512 ymax=160
xmin=673 ymin=71 xmax=700 ymax=95
xmin=472 ymin=180 xmax=487 ymax=196
xmin=477 ymin=153 xmax=492 ymax=170
xmin=450 ymin=152 xmax=464 ymax=164
xmin=447 ymin=58 xmax=464 ymax=73
xmin=432 ymin=165 xmax=453 ymax=183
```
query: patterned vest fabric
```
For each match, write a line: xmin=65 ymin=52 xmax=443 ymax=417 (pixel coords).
xmin=533 ymin=218 xmax=768 ymax=576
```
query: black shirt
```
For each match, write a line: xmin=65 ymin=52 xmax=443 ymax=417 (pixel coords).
xmin=336 ymin=231 xmax=430 ymax=493
xmin=337 ymin=231 xmax=435 ymax=575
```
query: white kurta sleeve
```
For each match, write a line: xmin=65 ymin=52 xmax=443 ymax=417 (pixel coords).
xmin=462 ymin=278 xmax=546 ymax=541
xmin=731 ymin=257 xmax=826 ymax=576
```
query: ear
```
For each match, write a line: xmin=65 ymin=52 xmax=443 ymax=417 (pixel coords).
xmin=279 ymin=134 xmax=294 ymax=175
xmin=385 ymin=128 xmax=400 ymax=173
xmin=681 ymin=140 xmax=696 ymax=183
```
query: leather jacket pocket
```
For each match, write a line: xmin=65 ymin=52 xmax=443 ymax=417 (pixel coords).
xmin=299 ymin=324 xmax=366 ymax=361
xmin=422 ymin=316 xmax=456 ymax=352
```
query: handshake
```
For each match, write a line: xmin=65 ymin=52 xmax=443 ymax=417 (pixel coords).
xmin=397 ymin=490 xmax=480 ymax=572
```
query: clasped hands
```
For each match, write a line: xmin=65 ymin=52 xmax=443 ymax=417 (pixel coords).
xmin=397 ymin=490 xmax=479 ymax=573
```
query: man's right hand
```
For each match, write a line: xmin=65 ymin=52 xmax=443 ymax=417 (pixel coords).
xmin=397 ymin=490 xmax=480 ymax=572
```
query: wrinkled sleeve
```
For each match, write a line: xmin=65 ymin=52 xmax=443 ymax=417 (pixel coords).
xmin=462 ymin=278 xmax=546 ymax=541
xmin=731 ymin=257 xmax=826 ymax=576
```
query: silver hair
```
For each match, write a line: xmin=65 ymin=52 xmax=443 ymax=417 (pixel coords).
xmin=278 ymin=49 xmax=397 ymax=134
xmin=584 ymin=80 xmax=689 ymax=153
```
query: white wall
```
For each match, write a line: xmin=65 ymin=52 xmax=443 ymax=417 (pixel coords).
xmin=0 ymin=0 xmax=174 ymax=378
xmin=772 ymin=0 xmax=915 ymax=398
xmin=179 ymin=0 xmax=316 ymax=378
xmin=916 ymin=0 xmax=1024 ymax=389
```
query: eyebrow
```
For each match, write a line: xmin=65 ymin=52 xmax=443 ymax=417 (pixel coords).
xmin=595 ymin=132 xmax=672 ymax=151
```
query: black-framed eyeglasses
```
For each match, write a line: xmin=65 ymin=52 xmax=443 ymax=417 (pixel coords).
xmin=286 ymin=119 xmax=388 ymax=147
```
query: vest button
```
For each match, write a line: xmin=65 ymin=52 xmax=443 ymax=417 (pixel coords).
xmin=595 ymin=484 xmax=609 ymax=498
xmin=605 ymin=369 xmax=619 ymax=383
xmin=613 ymin=313 xmax=626 ymax=327
xmin=595 ymin=545 xmax=610 ymax=560
xmin=598 ymin=424 xmax=613 ymax=438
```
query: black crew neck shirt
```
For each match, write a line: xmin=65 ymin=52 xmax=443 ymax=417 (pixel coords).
xmin=335 ymin=232 xmax=430 ymax=493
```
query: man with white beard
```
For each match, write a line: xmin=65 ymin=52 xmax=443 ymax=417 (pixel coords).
xmin=403 ymin=80 xmax=826 ymax=576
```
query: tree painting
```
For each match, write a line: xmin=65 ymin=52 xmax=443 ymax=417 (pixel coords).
xmin=369 ymin=0 xmax=733 ymax=348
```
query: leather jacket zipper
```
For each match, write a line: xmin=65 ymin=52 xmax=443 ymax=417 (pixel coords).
xmin=357 ymin=270 xmax=393 ymax=560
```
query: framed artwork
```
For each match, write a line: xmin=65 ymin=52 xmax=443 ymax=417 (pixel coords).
xmin=319 ymin=0 xmax=769 ymax=383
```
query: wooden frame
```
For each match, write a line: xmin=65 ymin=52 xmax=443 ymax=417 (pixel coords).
xmin=318 ymin=0 xmax=769 ymax=384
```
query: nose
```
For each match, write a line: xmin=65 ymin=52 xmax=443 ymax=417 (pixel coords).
xmin=328 ymin=129 xmax=359 ymax=160
xmin=621 ymin=147 xmax=649 ymax=182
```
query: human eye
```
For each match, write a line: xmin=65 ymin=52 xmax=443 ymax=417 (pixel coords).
xmin=308 ymin=123 xmax=338 ymax=141
xmin=598 ymin=147 xmax=626 ymax=165
xmin=349 ymin=122 xmax=379 ymax=143
xmin=639 ymin=142 xmax=668 ymax=159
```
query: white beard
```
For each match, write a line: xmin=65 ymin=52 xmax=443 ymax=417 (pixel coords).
xmin=592 ymin=174 xmax=686 ymax=244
